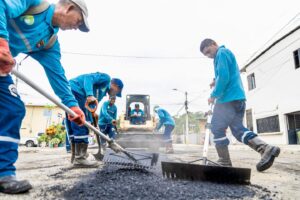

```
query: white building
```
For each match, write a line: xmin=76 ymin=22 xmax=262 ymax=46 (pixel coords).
xmin=241 ymin=25 xmax=300 ymax=145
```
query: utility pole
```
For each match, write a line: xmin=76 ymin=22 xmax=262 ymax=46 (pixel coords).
xmin=173 ymin=88 xmax=189 ymax=144
xmin=184 ymin=91 xmax=189 ymax=144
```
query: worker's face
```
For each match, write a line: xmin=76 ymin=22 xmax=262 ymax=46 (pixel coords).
xmin=202 ymin=44 xmax=218 ymax=59
xmin=109 ymin=83 xmax=120 ymax=97
xmin=110 ymin=98 xmax=116 ymax=105
xmin=59 ymin=5 xmax=83 ymax=30
xmin=135 ymin=106 xmax=139 ymax=110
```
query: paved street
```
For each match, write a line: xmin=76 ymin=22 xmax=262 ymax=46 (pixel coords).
xmin=0 ymin=144 xmax=299 ymax=200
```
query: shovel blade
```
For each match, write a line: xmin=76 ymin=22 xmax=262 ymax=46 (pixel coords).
xmin=162 ymin=161 xmax=251 ymax=184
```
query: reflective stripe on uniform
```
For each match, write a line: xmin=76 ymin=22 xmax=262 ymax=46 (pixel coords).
xmin=74 ymin=135 xmax=89 ymax=139
xmin=0 ymin=136 xmax=20 ymax=144
xmin=9 ymin=19 xmax=33 ymax=52
xmin=242 ymin=131 xmax=252 ymax=144
xmin=213 ymin=136 xmax=227 ymax=142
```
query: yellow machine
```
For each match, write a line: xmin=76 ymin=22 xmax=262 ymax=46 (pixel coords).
xmin=117 ymin=94 xmax=163 ymax=150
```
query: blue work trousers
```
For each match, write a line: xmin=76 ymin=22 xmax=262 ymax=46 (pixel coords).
xmin=211 ymin=100 xmax=257 ymax=147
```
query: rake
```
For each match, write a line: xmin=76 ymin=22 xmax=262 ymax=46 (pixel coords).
xmin=12 ymin=68 xmax=158 ymax=169
xmin=161 ymin=105 xmax=251 ymax=184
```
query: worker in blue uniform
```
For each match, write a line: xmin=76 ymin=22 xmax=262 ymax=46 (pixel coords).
xmin=200 ymin=38 xmax=280 ymax=171
xmin=66 ymin=72 xmax=123 ymax=167
xmin=0 ymin=0 xmax=89 ymax=194
xmin=130 ymin=104 xmax=144 ymax=124
xmin=154 ymin=105 xmax=175 ymax=153
xmin=98 ymin=96 xmax=118 ymax=148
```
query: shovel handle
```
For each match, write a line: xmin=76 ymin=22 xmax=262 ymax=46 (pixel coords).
xmin=11 ymin=68 xmax=119 ymax=147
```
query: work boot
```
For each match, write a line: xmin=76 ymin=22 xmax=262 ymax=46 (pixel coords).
xmin=248 ymin=137 xmax=280 ymax=172
xmin=215 ymin=145 xmax=232 ymax=167
xmin=166 ymin=143 xmax=174 ymax=154
xmin=73 ymin=143 xmax=99 ymax=168
xmin=0 ymin=176 xmax=32 ymax=194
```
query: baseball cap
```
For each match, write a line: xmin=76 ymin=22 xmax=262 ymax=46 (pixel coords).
xmin=70 ymin=0 xmax=90 ymax=32
xmin=153 ymin=105 xmax=160 ymax=113
xmin=111 ymin=78 xmax=124 ymax=97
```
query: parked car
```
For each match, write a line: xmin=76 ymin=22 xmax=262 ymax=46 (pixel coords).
xmin=20 ymin=136 xmax=38 ymax=147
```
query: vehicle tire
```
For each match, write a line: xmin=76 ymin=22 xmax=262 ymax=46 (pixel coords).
xmin=25 ymin=140 xmax=35 ymax=147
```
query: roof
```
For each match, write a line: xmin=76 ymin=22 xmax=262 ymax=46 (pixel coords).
xmin=241 ymin=25 xmax=300 ymax=72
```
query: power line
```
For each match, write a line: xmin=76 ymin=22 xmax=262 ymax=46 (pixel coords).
xmin=61 ymin=51 xmax=207 ymax=60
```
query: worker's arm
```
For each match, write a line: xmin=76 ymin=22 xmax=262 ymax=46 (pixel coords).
xmin=155 ymin=110 xmax=165 ymax=130
xmin=210 ymin=51 xmax=230 ymax=99
xmin=100 ymin=102 xmax=114 ymax=123
xmin=83 ymin=72 xmax=111 ymax=98
xmin=113 ymin=106 xmax=117 ymax=120
xmin=29 ymin=41 xmax=78 ymax=107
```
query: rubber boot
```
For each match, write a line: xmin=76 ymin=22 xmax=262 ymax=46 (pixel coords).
xmin=166 ymin=143 xmax=174 ymax=154
xmin=73 ymin=143 xmax=99 ymax=168
xmin=0 ymin=176 xmax=32 ymax=194
xmin=248 ymin=137 xmax=280 ymax=172
xmin=215 ymin=145 xmax=232 ymax=167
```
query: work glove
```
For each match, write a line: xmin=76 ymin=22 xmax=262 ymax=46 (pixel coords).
xmin=68 ymin=106 xmax=86 ymax=126
xmin=0 ymin=38 xmax=15 ymax=74
xmin=112 ymin=120 xmax=117 ymax=126
xmin=86 ymin=95 xmax=97 ymax=104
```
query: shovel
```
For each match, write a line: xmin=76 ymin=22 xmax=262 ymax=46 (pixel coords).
xmin=85 ymin=99 xmax=104 ymax=161
xmin=12 ymin=68 xmax=158 ymax=169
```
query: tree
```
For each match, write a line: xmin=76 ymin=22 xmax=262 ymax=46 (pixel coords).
xmin=173 ymin=111 xmax=206 ymax=135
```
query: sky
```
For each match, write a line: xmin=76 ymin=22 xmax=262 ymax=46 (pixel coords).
xmin=15 ymin=0 xmax=300 ymax=116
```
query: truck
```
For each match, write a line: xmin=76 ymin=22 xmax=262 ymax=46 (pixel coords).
xmin=116 ymin=94 xmax=163 ymax=150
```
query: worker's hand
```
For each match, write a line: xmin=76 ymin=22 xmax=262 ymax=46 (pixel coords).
xmin=208 ymin=97 xmax=215 ymax=105
xmin=0 ymin=38 xmax=15 ymax=74
xmin=209 ymin=79 xmax=215 ymax=89
xmin=112 ymin=120 xmax=117 ymax=126
xmin=86 ymin=95 xmax=97 ymax=103
xmin=68 ymin=106 xmax=86 ymax=126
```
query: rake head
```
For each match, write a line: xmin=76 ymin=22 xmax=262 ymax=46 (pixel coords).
xmin=162 ymin=161 xmax=251 ymax=185
xmin=103 ymin=148 xmax=159 ymax=169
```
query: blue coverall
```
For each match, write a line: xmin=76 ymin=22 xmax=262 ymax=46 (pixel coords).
xmin=210 ymin=46 xmax=257 ymax=147
xmin=130 ymin=109 xmax=144 ymax=124
xmin=98 ymin=100 xmax=117 ymax=140
xmin=0 ymin=0 xmax=78 ymax=178
xmin=65 ymin=72 xmax=111 ymax=144
xmin=156 ymin=108 xmax=175 ymax=144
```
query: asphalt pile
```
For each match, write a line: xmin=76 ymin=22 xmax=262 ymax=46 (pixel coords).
xmin=63 ymin=166 xmax=274 ymax=200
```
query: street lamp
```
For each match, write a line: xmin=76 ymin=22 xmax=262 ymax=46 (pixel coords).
xmin=173 ymin=88 xmax=189 ymax=144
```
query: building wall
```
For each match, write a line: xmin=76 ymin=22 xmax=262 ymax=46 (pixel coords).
xmin=20 ymin=105 xmax=64 ymax=137
xmin=244 ymin=28 xmax=300 ymax=144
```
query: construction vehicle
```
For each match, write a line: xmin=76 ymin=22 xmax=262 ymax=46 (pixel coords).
xmin=117 ymin=94 xmax=164 ymax=150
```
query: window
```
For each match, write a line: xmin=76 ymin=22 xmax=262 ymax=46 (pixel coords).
xmin=246 ymin=109 xmax=253 ymax=131
xmin=256 ymin=115 xmax=280 ymax=133
xmin=247 ymin=73 xmax=256 ymax=91
xmin=294 ymin=48 xmax=300 ymax=69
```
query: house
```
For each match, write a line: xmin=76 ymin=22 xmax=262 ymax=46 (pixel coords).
xmin=241 ymin=25 xmax=300 ymax=145
xmin=20 ymin=104 xmax=64 ymax=137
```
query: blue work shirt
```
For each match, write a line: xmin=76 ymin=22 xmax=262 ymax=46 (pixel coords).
xmin=98 ymin=100 xmax=117 ymax=125
xmin=211 ymin=46 xmax=246 ymax=104
xmin=69 ymin=72 xmax=111 ymax=102
xmin=130 ymin=109 xmax=144 ymax=117
xmin=0 ymin=0 xmax=78 ymax=107
xmin=156 ymin=108 xmax=175 ymax=130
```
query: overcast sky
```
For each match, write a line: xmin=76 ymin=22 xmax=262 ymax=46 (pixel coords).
xmin=15 ymin=0 xmax=300 ymax=116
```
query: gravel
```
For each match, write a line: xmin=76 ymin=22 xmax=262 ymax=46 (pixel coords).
xmin=61 ymin=166 xmax=274 ymax=200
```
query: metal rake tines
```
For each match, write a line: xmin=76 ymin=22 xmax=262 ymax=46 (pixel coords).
xmin=161 ymin=161 xmax=251 ymax=184
xmin=103 ymin=149 xmax=158 ymax=169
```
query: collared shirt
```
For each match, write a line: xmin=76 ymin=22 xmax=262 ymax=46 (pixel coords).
xmin=98 ymin=100 xmax=117 ymax=125
xmin=69 ymin=72 xmax=111 ymax=102
xmin=211 ymin=45 xmax=246 ymax=103
xmin=0 ymin=1 xmax=78 ymax=107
